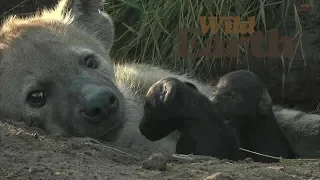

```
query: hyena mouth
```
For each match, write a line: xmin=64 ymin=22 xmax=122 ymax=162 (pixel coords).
xmin=99 ymin=121 xmax=124 ymax=142
xmin=80 ymin=110 xmax=105 ymax=124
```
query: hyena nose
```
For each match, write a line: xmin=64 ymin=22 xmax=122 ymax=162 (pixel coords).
xmin=80 ymin=85 xmax=119 ymax=121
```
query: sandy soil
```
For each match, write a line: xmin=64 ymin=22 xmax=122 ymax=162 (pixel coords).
xmin=1 ymin=119 xmax=319 ymax=180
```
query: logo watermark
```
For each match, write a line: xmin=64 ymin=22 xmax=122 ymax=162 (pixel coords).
xmin=178 ymin=16 xmax=294 ymax=58
xmin=296 ymin=0 xmax=312 ymax=12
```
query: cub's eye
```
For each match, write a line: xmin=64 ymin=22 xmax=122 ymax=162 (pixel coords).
xmin=230 ymin=94 xmax=241 ymax=102
xmin=84 ymin=54 xmax=98 ymax=69
xmin=231 ymin=96 xmax=239 ymax=101
xmin=27 ymin=90 xmax=47 ymax=107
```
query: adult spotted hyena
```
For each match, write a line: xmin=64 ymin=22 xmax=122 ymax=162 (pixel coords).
xmin=0 ymin=0 xmax=216 ymax=155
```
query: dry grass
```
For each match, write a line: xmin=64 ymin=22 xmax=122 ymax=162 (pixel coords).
xmin=105 ymin=0 xmax=316 ymax=79
xmin=0 ymin=0 xmax=317 ymax=81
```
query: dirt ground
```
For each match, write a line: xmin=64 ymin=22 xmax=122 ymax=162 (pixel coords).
xmin=0 ymin=120 xmax=319 ymax=180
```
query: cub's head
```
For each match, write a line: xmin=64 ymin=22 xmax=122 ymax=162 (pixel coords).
xmin=139 ymin=78 xmax=212 ymax=141
xmin=0 ymin=0 xmax=126 ymax=141
xmin=210 ymin=70 xmax=273 ymax=126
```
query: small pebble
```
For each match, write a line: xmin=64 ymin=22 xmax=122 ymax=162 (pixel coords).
xmin=241 ymin=157 xmax=253 ymax=163
xmin=267 ymin=166 xmax=284 ymax=171
xmin=204 ymin=172 xmax=234 ymax=180
xmin=141 ymin=153 xmax=168 ymax=171
xmin=32 ymin=133 xmax=39 ymax=139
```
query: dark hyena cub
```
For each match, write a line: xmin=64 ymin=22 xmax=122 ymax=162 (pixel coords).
xmin=210 ymin=70 xmax=295 ymax=163
xmin=139 ymin=77 xmax=243 ymax=161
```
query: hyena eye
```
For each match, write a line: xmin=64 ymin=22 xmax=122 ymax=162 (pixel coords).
xmin=84 ymin=55 xmax=98 ymax=69
xmin=27 ymin=90 xmax=47 ymax=107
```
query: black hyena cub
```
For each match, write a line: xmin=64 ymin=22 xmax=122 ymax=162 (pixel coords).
xmin=139 ymin=77 xmax=243 ymax=161
xmin=210 ymin=70 xmax=295 ymax=163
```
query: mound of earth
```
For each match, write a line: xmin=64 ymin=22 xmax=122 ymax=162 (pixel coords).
xmin=0 ymin=120 xmax=319 ymax=180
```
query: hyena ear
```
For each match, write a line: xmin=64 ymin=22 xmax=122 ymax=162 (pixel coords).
xmin=258 ymin=88 xmax=273 ymax=115
xmin=69 ymin=0 xmax=114 ymax=52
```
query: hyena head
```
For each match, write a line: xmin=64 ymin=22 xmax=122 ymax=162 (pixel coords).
xmin=210 ymin=70 xmax=273 ymax=126
xmin=0 ymin=0 xmax=126 ymax=141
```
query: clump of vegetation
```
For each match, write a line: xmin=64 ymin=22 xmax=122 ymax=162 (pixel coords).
xmin=105 ymin=0 xmax=315 ymax=79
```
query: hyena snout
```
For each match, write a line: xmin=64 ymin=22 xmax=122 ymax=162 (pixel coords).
xmin=80 ymin=84 xmax=120 ymax=123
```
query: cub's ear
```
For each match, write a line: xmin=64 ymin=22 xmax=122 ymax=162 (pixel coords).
xmin=184 ymin=82 xmax=199 ymax=91
xmin=258 ymin=88 xmax=273 ymax=115
xmin=68 ymin=0 xmax=114 ymax=52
